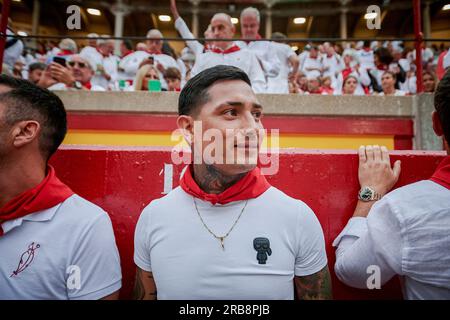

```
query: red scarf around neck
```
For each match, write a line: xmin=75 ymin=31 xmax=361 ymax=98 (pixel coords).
xmin=211 ymin=44 xmax=241 ymax=55
xmin=0 ymin=166 xmax=74 ymax=236
xmin=180 ymin=165 xmax=270 ymax=205
xmin=430 ymin=156 xmax=450 ymax=190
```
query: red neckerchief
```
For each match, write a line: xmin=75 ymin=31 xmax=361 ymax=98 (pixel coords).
xmin=180 ymin=165 xmax=271 ymax=205
xmin=83 ymin=81 xmax=92 ymax=90
xmin=57 ymin=50 xmax=73 ymax=56
xmin=0 ymin=166 xmax=74 ymax=236
xmin=363 ymin=47 xmax=372 ymax=52
xmin=121 ymin=50 xmax=134 ymax=58
xmin=342 ymin=67 xmax=353 ymax=80
xmin=211 ymin=44 xmax=241 ymax=55
xmin=376 ymin=64 xmax=388 ymax=71
xmin=204 ymin=44 xmax=212 ymax=53
xmin=430 ymin=156 xmax=450 ymax=190
xmin=147 ymin=50 xmax=162 ymax=55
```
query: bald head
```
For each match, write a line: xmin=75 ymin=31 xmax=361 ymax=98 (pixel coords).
xmin=146 ymin=29 xmax=163 ymax=53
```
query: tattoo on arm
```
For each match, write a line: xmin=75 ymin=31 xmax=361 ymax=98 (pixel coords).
xmin=133 ymin=267 xmax=157 ymax=300
xmin=294 ymin=265 xmax=333 ymax=300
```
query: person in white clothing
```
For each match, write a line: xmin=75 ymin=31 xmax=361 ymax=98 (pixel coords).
xmin=80 ymin=38 xmax=119 ymax=90
xmin=0 ymin=76 xmax=121 ymax=299
xmin=234 ymin=7 xmax=281 ymax=80
xmin=190 ymin=14 xmax=266 ymax=93
xmin=266 ymin=32 xmax=299 ymax=94
xmin=120 ymin=29 xmax=180 ymax=90
xmin=378 ymin=71 xmax=407 ymax=96
xmin=79 ymin=33 xmax=99 ymax=59
xmin=171 ymin=0 xmax=213 ymax=58
xmin=333 ymin=70 xmax=450 ymax=300
xmin=301 ymin=46 xmax=323 ymax=79
xmin=133 ymin=65 xmax=331 ymax=300
xmin=38 ymin=55 xmax=106 ymax=92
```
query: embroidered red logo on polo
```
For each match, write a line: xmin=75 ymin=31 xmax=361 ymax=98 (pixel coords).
xmin=10 ymin=242 xmax=40 ymax=277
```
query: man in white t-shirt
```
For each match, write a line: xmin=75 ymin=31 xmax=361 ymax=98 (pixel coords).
xmin=235 ymin=7 xmax=281 ymax=80
xmin=0 ymin=76 xmax=121 ymax=299
xmin=266 ymin=33 xmax=299 ymax=94
xmin=302 ymin=45 xmax=323 ymax=79
xmin=333 ymin=70 xmax=450 ymax=299
xmin=133 ymin=65 xmax=331 ymax=300
xmin=191 ymin=14 xmax=266 ymax=93
xmin=80 ymin=37 xmax=119 ymax=90
xmin=120 ymin=29 xmax=179 ymax=90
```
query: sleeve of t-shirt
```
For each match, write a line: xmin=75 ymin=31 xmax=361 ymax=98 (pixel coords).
xmin=134 ymin=206 xmax=152 ymax=272
xmin=294 ymin=202 xmax=328 ymax=276
xmin=67 ymin=212 xmax=122 ymax=300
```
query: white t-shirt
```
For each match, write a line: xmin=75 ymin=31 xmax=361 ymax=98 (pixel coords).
xmin=235 ymin=40 xmax=281 ymax=78
xmin=356 ymin=49 xmax=375 ymax=70
xmin=118 ymin=51 xmax=179 ymax=90
xmin=0 ymin=194 xmax=122 ymax=300
xmin=191 ymin=46 xmax=267 ymax=93
xmin=266 ymin=42 xmax=297 ymax=94
xmin=333 ymin=180 xmax=450 ymax=299
xmin=47 ymin=82 xmax=106 ymax=91
xmin=134 ymin=186 xmax=327 ymax=300
xmin=301 ymin=55 xmax=323 ymax=78
xmin=80 ymin=49 xmax=119 ymax=90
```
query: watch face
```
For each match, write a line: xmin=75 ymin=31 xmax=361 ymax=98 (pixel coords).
xmin=359 ymin=187 xmax=373 ymax=201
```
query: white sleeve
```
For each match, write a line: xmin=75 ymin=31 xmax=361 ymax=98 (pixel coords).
xmin=358 ymin=67 xmax=371 ymax=87
xmin=248 ymin=53 xmax=267 ymax=94
xmin=175 ymin=17 xmax=204 ymax=56
xmin=295 ymin=203 xmax=328 ymax=276
xmin=67 ymin=213 xmax=122 ymax=300
xmin=333 ymin=198 xmax=402 ymax=289
xmin=134 ymin=207 xmax=153 ymax=272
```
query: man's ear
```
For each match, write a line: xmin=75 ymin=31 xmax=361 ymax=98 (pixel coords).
xmin=176 ymin=115 xmax=194 ymax=145
xmin=12 ymin=120 xmax=41 ymax=148
xmin=432 ymin=111 xmax=444 ymax=137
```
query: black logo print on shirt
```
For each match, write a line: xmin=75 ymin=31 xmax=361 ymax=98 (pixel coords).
xmin=253 ymin=237 xmax=272 ymax=264
xmin=10 ymin=242 xmax=40 ymax=277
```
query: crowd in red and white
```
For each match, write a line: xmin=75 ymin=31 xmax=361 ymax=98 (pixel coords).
xmin=3 ymin=1 xmax=450 ymax=95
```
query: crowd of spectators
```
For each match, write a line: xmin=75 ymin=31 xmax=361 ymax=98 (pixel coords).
xmin=2 ymin=3 xmax=449 ymax=95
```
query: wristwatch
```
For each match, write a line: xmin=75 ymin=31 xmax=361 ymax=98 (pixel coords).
xmin=358 ymin=186 xmax=382 ymax=202
xmin=71 ymin=81 xmax=83 ymax=90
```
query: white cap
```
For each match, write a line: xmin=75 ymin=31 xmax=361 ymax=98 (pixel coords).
xmin=307 ymin=70 xmax=321 ymax=80
xmin=356 ymin=41 xmax=364 ymax=49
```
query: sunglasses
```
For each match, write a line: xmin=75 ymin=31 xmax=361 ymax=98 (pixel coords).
xmin=68 ymin=61 xmax=88 ymax=68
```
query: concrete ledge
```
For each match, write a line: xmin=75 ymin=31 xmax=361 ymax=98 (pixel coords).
xmin=55 ymin=91 xmax=414 ymax=117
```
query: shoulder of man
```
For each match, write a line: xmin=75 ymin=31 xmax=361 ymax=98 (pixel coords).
xmin=58 ymin=194 xmax=111 ymax=223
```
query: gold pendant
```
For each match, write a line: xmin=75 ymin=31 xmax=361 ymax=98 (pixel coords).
xmin=219 ymin=237 xmax=225 ymax=250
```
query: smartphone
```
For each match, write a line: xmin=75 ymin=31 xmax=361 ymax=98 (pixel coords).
xmin=147 ymin=56 xmax=154 ymax=65
xmin=53 ymin=56 xmax=66 ymax=67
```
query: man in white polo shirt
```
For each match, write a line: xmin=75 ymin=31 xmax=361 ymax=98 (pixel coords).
xmin=235 ymin=7 xmax=281 ymax=81
xmin=133 ymin=65 xmax=331 ymax=300
xmin=190 ymin=14 xmax=266 ymax=93
xmin=333 ymin=70 xmax=450 ymax=299
xmin=0 ymin=76 xmax=121 ymax=300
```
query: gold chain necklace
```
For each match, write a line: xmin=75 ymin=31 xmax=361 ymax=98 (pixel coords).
xmin=193 ymin=197 xmax=248 ymax=251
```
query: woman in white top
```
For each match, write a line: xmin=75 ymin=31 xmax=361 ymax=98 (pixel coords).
xmin=378 ymin=71 xmax=407 ymax=96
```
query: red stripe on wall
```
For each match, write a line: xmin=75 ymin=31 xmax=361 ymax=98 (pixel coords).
xmin=67 ymin=113 xmax=414 ymax=136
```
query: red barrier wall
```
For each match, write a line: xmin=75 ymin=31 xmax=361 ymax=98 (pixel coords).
xmin=50 ymin=147 xmax=446 ymax=300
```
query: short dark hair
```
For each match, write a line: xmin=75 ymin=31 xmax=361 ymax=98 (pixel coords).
xmin=435 ymin=69 xmax=450 ymax=143
xmin=178 ymin=65 xmax=251 ymax=116
xmin=0 ymin=75 xmax=67 ymax=161
xmin=374 ymin=47 xmax=393 ymax=65
xmin=122 ymin=39 xmax=133 ymax=51
xmin=29 ymin=62 xmax=46 ymax=73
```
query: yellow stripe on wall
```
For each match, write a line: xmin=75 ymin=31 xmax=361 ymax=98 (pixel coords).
xmin=63 ymin=130 xmax=394 ymax=150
